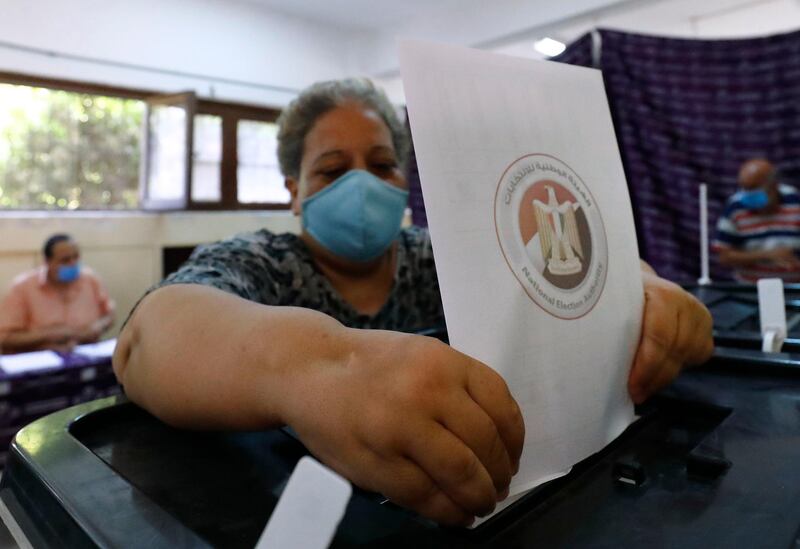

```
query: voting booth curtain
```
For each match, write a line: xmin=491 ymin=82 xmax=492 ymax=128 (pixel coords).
xmin=405 ymin=28 xmax=800 ymax=281
xmin=405 ymin=128 xmax=429 ymax=228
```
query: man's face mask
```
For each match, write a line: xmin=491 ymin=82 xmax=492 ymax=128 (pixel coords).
xmin=301 ymin=169 xmax=409 ymax=262
xmin=740 ymin=189 xmax=770 ymax=210
xmin=57 ymin=263 xmax=81 ymax=283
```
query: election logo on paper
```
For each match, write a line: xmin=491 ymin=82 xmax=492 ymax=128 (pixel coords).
xmin=494 ymin=154 xmax=608 ymax=319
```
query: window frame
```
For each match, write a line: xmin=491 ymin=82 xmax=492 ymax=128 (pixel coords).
xmin=141 ymin=91 xmax=197 ymax=211
xmin=0 ymin=71 xmax=288 ymax=212
xmin=194 ymin=100 xmax=286 ymax=211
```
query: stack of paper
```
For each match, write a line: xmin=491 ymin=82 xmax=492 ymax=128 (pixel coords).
xmin=74 ymin=338 xmax=117 ymax=360
xmin=0 ymin=351 xmax=63 ymax=374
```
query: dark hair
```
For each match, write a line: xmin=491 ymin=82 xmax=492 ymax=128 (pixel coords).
xmin=43 ymin=234 xmax=73 ymax=259
xmin=276 ymin=78 xmax=409 ymax=179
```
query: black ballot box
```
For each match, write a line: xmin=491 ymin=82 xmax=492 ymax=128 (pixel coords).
xmin=685 ymin=282 xmax=800 ymax=352
xmin=2 ymin=348 xmax=800 ymax=549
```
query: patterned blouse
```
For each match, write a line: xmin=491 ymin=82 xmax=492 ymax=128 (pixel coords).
xmin=153 ymin=227 xmax=445 ymax=332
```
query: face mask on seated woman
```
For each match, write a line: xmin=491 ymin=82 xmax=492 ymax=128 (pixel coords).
xmin=302 ymin=169 xmax=409 ymax=262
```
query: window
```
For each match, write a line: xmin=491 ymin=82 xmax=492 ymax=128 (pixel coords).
xmin=193 ymin=100 xmax=288 ymax=211
xmin=141 ymin=92 xmax=196 ymax=210
xmin=192 ymin=115 xmax=223 ymax=203
xmin=0 ymin=83 xmax=143 ymax=209
xmin=0 ymin=73 xmax=287 ymax=211
xmin=237 ymin=120 xmax=289 ymax=204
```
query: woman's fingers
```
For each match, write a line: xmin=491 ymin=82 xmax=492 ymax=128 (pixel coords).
xmin=640 ymin=357 xmax=683 ymax=398
xmin=377 ymin=457 xmax=475 ymax=527
xmin=403 ymin=420 xmax=498 ymax=518
xmin=631 ymin=272 xmax=715 ymax=403
xmin=440 ymin=392 xmax=513 ymax=496
xmin=686 ymin=299 xmax=714 ymax=365
xmin=465 ymin=361 xmax=525 ymax=474
xmin=629 ymin=299 xmax=676 ymax=402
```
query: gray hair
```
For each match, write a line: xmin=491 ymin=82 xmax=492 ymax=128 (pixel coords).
xmin=276 ymin=78 xmax=410 ymax=179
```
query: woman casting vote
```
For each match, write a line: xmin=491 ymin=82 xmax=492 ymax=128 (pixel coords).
xmin=114 ymin=79 xmax=713 ymax=526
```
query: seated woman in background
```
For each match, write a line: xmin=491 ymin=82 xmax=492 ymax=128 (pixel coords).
xmin=0 ymin=233 xmax=115 ymax=354
xmin=113 ymin=79 xmax=713 ymax=526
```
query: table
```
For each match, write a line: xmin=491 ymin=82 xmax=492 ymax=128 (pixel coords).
xmin=0 ymin=350 xmax=121 ymax=467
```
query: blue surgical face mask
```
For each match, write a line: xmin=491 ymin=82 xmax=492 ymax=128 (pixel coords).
xmin=740 ymin=189 xmax=770 ymax=210
xmin=57 ymin=263 xmax=80 ymax=283
xmin=302 ymin=169 xmax=409 ymax=262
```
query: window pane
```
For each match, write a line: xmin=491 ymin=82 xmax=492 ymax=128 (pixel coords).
xmin=147 ymin=105 xmax=186 ymax=201
xmin=237 ymin=120 xmax=289 ymax=204
xmin=0 ymin=84 xmax=143 ymax=210
xmin=238 ymin=166 xmax=288 ymax=203
xmin=192 ymin=114 xmax=222 ymax=202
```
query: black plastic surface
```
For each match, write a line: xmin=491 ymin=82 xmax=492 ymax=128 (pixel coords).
xmin=3 ymin=352 xmax=800 ymax=548
xmin=685 ymin=283 xmax=800 ymax=352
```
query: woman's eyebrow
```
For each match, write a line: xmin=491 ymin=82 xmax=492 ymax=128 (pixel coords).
xmin=369 ymin=145 xmax=396 ymax=156
xmin=310 ymin=150 xmax=347 ymax=166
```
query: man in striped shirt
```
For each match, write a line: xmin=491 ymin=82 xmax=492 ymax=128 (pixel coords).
xmin=714 ymin=159 xmax=800 ymax=282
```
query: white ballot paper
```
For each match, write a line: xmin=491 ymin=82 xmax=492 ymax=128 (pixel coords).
xmin=399 ymin=41 xmax=644 ymax=506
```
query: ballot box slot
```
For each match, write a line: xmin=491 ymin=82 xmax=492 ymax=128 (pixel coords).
xmin=467 ymin=396 xmax=732 ymax=538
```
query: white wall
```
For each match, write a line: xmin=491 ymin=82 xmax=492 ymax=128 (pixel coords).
xmin=692 ymin=0 xmax=800 ymax=37
xmin=0 ymin=0 xmax=366 ymax=107
xmin=0 ymin=212 xmax=301 ymax=337
xmin=351 ymin=0 xmax=631 ymax=78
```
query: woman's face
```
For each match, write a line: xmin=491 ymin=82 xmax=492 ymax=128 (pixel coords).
xmin=286 ymin=103 xmax=407 ymax=215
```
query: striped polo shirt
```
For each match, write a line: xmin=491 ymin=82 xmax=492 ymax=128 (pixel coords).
xmin=713 ymin=184 xmax=800 ymax=282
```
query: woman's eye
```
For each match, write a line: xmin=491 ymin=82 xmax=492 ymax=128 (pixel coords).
xmin=373 ymin=162 xmax=397 ymax=172
xmin=320 ymin=169 xmax=346 ymax=179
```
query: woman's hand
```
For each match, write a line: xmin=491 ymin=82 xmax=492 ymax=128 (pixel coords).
xmin=116 ymin=285 xmax=521 ymax=529
xmin=628 ymin=267 xmax=714 ymax=404
xmin=279 ymin=329 xmax=525 ymax=527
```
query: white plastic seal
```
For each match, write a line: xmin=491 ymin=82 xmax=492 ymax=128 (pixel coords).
xmin=255 ymin=456 xmax=352 ymax=549
xmin=758 ymin=278 xmax=786 ymax=353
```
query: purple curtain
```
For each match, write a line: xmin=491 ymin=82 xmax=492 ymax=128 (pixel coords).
xmin=558 ymin=28 xmax=800 ymax=281
xmin=406 ymin=29 xmax=800 ymax=281
xmin=551 ymin=31 xmax=595 ymax=67
xmin=404 ymin=121 xmax=428 ymax=227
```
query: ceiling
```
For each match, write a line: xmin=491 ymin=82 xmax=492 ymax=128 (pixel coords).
xmin=230 ymin=0 xmax=800 ymax=82
xmin=238 ymin=0 xmax=468 ymax=30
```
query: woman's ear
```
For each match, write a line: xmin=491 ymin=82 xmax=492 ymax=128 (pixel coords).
xmin=285 ymin=177 xmax=301 ymax=215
